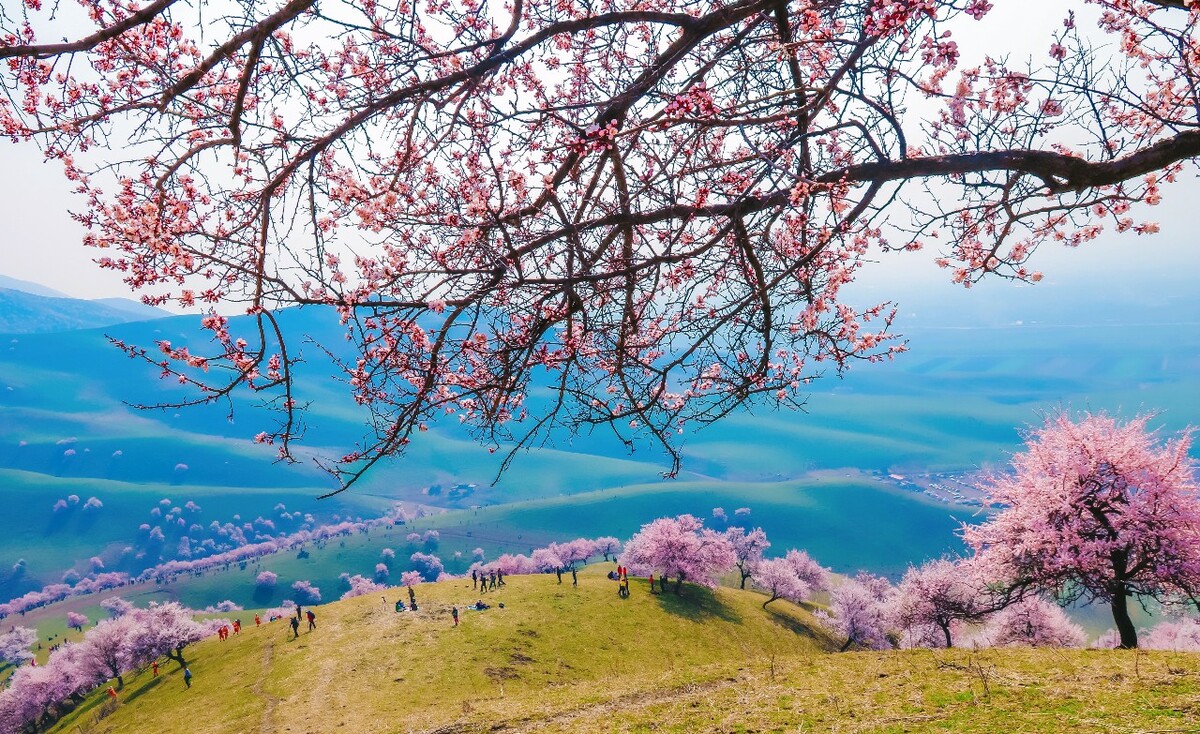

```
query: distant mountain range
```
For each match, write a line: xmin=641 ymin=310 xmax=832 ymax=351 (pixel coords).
xmin=0 ymin=274 xmax=170 ymax=333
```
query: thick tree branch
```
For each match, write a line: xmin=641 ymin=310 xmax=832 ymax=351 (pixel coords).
xmin=0 ymin=0 xmax=181 ymax=60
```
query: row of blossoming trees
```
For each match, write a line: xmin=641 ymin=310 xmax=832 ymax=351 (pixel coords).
xmin=616 ymin=413 xmax=1200 ymax=652
xmin=0 ymin=602 xmax=220 ymax=733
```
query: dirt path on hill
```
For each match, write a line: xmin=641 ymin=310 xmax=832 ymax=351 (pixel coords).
xmin=251 ymin=638 xmax=281 ymax=734
xmin=421 ymin=676 xmax=738 ymax=734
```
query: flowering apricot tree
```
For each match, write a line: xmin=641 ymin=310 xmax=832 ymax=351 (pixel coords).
xmin=964 ymin=413 xmax=1200 ymax=649
xmin=2 ymin=0 xmax=1198 ymax=489
xmin=622 ymin=514 xmax=735 ymax=593
xmin=891 ymin=558 xmax=994 ymax=648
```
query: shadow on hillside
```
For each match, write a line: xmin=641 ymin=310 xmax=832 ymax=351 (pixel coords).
xmin=764 ymin=605 xmax=832 ymax=649
xmin=121 ymin=674 xmax=165 ymax=706
xmin=652 ymin=584 xmax=741 ymax=624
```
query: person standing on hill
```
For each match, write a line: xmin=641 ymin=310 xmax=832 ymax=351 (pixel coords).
xmin=254 ymin=613 xmax=261 ymax=627
xmin=648 ymin=573 xmax=656 ymax=594
xmin=555 ymin=567 xmax=562 ymax=584
xmin=106 ymin=686 xmax=117 ymax=700
xmin=290 ymin=616 xmax=300 ymax=639
xmin=306 ymin=610 xmax=316 ymax=631
xmin=451 ymin=607 xmax=459 ymax=627
xmin=408 ymin=586 xmax=417 ymax=608
xmin=471 ymin=569 xmax=478 ymax=589
xmin=233 ymin=619 xmax=241 ymax=635
xmin=489 ymin=570 xmax=497 ymax=590
xmin=295 ymin=603 xmax=302 ymax=622
xmin=152 ymin=660 xmax=159 ymax=677
xmin=183 ymin=666 xmax=193 ymax=689
xmin=571 ymin=568 xmax=578 ymax=586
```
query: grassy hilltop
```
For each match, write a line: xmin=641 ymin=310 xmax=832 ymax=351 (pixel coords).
xmin=49 ymin=564 xmax=1200 ymax=734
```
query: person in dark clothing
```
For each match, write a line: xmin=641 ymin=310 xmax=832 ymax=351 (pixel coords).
xmin=489 ymin=570 xmax=497 ymax=590
xmin=295 ymin=604 xmax=302 ymax=622
xmin=471 ymin=569 xmax=478 ymax=589
xmin=408 ymin=586 xmax=417 ymax=607
xmin=306 ymin=610 xmax=316 ymax=631
xmin=555 ymin=567 xmax=562 ymax=584
xmin=183 ymin=666 xmax=193 ymax=688
xmin=497 ymin=570 xmax=505 ymax=586
xmin=451 ymin=607 xmax=459 ymax=626
xmin=571 ymin=568 xmax=578 ymax=586
xmin=290 ymin=616 xmax=300 ymax=638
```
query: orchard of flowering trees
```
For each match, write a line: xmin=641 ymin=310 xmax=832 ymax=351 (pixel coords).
xmin=3 ymin=0 xmax=1198 ymax=489
xmin=0 ymin=601 xmax=218 ymax=733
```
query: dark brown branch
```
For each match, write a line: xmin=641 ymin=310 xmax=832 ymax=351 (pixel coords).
xmin=825 ymin=129 xmax=1200 ymax=193
xmin=0 ymin=0 xmax=181 ymax=60
xmin=161 ymin=0 xmax=314 ymax=104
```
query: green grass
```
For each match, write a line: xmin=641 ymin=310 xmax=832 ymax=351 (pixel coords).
xmin=43 ymin=564 xmax=1200 ymax=734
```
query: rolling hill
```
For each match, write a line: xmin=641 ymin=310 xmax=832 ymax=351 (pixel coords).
xmin=39 ymin=565 xmax=1200 ymax=734
xmin=0 ymin=272 xmax=1197 ymax=612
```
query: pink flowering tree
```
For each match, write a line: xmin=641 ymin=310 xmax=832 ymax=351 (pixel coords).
xmin=409 ymin=553 xmax=444 ymax=580
xmin=783 ymin=550 xmax=829 ymax=592
xmin=127 ymin=602 xmax=208 ymax=667
xmin=100 ymin=597 xmax=133 ymax=618
xmin=341 ymin=574 xmax=387 ymax=600
xmin=0 ymin=627 xmax=37 ymax=668
xmin=725 ymin=526 xmax=770 ymax=590
xmin=400 ymin=570 xmax=424 ymax=588
xmin=552 ymin=539 xmax=601 ymax=570
xmin=964 ymin=413 xmax=1200 ymax=649
xmin=256 ymin=570 xmax=279 ymax=588
xmin=622 ymin=515 xmax=735 ymax=594
xmin=530 ymin=547 xmax=565 ymax=573
xmin=751 ymin=557 xmax=810 ymax=609
xmin=891 ymin=558 xmax=995 ymax=649
xmin=79 ymin=616 xmax=138 ymax=688
xmin=4 ymin=1 xmax=1196 ymax=492
xmin=291 ymin=580 xmax=322 ymax=605
xmin=817 ymin=573 xmax=896 ymax=652
xmin=982 ymin=597 xmax=1087 ymax=648
xmin=66 ymin=612 xmax=89 ymax=632
xmin=594 ymin=537 xmax=622 ymax=563
xmin=1140 ymin=617 xmax=1200 ymax=652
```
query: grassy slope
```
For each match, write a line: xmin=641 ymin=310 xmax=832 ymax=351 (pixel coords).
xmin=49 ymin=564 xmax=1200 ymax=734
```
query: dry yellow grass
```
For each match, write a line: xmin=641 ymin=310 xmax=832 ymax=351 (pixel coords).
xmin=52 ymin=564 xmax=1200 ymax=734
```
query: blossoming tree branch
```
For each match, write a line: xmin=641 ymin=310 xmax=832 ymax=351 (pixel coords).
xmin=2 ymin=0 xmax=1196 ymax=490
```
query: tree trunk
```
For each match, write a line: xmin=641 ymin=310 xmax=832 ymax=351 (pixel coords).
xmin=740 ymin=569 xmax=750 ymax=590
xmin=168 ymin=646 xmax=187 ymax=666
xmin=1112 ymin=588 xmax=1138 ymax=649
xmin=674 ymin=573 xmax=684 ymax=594
xmin=840 ymin=637 xmax=854 ymax=652
xmin=762 ymin=593 xmax=778 ymax=610
xmin=940 ymin=622 xmax=953 ymax=649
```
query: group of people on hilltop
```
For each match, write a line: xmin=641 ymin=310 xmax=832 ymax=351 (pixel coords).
xmin=394 ymin=585 xmax=420 ymax=612
xmin=604 ymin=565 xmax=637 ymax=597
xmin=471 ymin=568 xmax=505 ymax=591
xmin=216 ymin=619 xmax=241 ymax=640
xmin=289 ymin=606 xmax=317 ymax=638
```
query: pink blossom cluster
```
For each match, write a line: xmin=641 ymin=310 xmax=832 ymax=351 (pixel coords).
xmin=0 ymin=602 xmax=212 ymax=733
xmin=622 ymin=515 xmax=736 ymax=593
xmin=340 ymin=574 xmax=386 ymax=600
